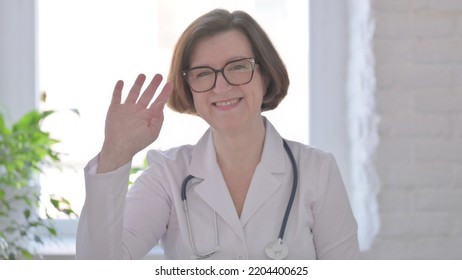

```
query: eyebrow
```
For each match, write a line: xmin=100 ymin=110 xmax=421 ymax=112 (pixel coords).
xmin=188 ymin=56 xmax=254 ymax=69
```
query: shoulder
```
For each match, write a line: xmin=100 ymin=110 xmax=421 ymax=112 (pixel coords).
xmin=284 ymin=140 xmax=343 ymax=194
xmin=265 ymin=119 xmax=335 ymax=167
xmin=285 ymin=139 xmax=336 ymax=168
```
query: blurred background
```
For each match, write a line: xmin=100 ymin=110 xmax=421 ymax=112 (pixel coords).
xmin=0 ymin=0 xmax=461 ymax=259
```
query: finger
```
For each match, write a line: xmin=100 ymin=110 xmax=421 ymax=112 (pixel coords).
xmin=149 ymin=81 xmax=173 ymax=109
xmin=111 ymin=80 xmax=124 ymax=104
xmin=138 ymin=74 xmax=163 ymax=107
xmin=124 ymin=74 xmax=146 ymax=104
xmin=148 ymin=81 xmax=173 ymax=117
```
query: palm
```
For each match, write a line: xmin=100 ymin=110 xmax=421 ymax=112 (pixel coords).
xmin=105 ymin=103 xmax=162 ymax=153
xmin=99 ymin=74 xmax=173 ymax=172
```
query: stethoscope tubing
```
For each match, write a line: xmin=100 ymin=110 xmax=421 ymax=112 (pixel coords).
xmin=181 ymin=174 xmax=194 ymax=201
xmin=181 ymin=139 xmax=298 ymax=258
xmin=279 ymin=139 xmax=298 ymax=240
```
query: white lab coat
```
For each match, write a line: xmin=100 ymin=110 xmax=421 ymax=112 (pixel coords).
xmin=76 ymin=119 xmax=359 ymax=259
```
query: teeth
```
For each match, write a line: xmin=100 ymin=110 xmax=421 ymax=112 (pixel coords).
xmin=215 ymin=98 xmax=240 ymax=107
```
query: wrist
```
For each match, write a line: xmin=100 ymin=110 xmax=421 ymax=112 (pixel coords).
xmin=97 ymin=144 xmax=134 ymax=173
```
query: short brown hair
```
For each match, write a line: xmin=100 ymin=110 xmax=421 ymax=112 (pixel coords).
xmin=167 ymin=9 xmax=289 ymax=115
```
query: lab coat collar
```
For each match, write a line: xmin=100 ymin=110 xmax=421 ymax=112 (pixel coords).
xmin=188 ymin=118 xmax=287 ymax=238
xmin=240 ymin=119 xmax=286 ymax=226
xmin=189 ymin=118 xmax=286 ymax=176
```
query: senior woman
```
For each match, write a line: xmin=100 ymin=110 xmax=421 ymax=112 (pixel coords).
xmin=76 ymin=9 xmax=359 ymax=260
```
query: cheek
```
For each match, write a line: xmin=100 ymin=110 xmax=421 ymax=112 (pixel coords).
xmin=253 ymin=76 xmax=267 ymax=103
xmin=192 ymin=93 xmax=207 ymax=113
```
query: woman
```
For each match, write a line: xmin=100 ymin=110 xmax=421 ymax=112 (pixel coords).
xmin=76 ymin=9 xmax=359 ymax=259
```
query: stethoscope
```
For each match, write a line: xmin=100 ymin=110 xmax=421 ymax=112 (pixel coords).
xmin=181 ymin=139 xmax=298 ymax=259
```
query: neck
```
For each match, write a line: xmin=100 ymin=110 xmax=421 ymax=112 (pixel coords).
xmin=213 ymin=116 xmax=266 ymax=170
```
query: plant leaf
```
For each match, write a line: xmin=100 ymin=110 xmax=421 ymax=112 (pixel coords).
xmin=47 ymin=227 xmax=57 ymax=236
xmin=20 ymin=248 xmax=33 ymax=260
xmin=69 ymin=108 xmax=80 ymax=117
xmin=24 ymin=209 xmax=31 ymax=219
xmin=34 ymin=235 xmax=43 ymax=244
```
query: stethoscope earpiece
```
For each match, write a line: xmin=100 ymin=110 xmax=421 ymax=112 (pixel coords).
xmin=265 ymin=239 xmax=289 ymax=260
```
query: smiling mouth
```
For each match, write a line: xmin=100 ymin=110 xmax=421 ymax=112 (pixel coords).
xmin=213 ymin=98 xmax=242 ymax=107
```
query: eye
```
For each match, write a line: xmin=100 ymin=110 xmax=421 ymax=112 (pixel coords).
xmin=190 ymin=68 xmax=213 ymax=79
xmin=226 ymin=61 xmax=251 ymax=72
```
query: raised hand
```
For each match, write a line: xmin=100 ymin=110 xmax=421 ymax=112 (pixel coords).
xmin=97 ymin=74 xmax=173 ymax=173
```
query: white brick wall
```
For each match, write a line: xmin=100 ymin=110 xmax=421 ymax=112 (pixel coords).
xmin=362 ymin=0 xmax=462 ymax=259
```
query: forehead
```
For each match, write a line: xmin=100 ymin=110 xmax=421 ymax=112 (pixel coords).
xmin=189 ymin=29 xmax=253 ymax=67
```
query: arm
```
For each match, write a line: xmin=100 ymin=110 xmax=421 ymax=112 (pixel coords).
xmin=76 ymin=155 xmax=131 ymax=259
xmin=76 ymin=74 xmax=173 ymax=259
xmin=312 ymin=154 xmax=360 ymax=259
xmin=76 ymin=152 xmax=171 ymax=259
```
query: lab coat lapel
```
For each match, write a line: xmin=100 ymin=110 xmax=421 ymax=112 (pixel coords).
xmin=239 ymin=121 xmax=287 ymax=226
xmin=188 ymin=129 xmax=245 ymax=241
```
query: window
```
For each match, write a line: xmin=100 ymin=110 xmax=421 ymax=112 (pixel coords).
xmin=38 ymin=0 xmax=309 ymax=226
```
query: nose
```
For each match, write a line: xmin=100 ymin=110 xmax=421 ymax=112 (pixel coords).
xmin=212 ymin=71 xmax=232 ymax=94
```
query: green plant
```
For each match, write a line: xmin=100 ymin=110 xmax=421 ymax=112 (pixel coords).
xmin=0 ymin=110 xmax=77 ymax=259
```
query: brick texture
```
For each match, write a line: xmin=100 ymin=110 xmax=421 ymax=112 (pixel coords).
xmin=364 ymin=0 xmax=462 ymax=259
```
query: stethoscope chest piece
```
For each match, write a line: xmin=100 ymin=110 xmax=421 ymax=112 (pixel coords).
xmin=265 ymin=239 xmax=289 ymax=260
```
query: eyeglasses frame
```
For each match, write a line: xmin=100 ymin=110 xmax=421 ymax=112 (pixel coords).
xmin=182 ymin=57 xmax=256 ymax=93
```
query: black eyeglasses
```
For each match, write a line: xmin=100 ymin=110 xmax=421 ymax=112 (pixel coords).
xmin=182 ymin=58 xmax=256 ymax=93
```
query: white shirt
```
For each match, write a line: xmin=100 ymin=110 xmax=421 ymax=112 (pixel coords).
xmin=76 ymin=120 xmax=359 ymax=259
